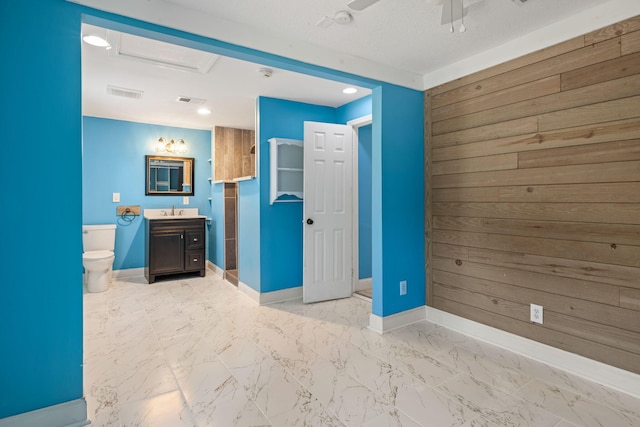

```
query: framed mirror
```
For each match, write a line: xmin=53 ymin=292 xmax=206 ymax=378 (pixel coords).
xmin=145 ymin=155 xmax=194 ymax=196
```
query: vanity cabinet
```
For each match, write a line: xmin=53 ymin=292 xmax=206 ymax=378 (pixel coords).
xmin=145 ymin=218 xmax=206 ymax=283
xmin=268 ymin=138 xmax=303 ymax=204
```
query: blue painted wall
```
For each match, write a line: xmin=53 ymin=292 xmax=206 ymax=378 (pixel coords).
xmin=336 ymin=94 xmax=372 ymax=124
xmin=1 ymin=1 xmax=424 ymax=419
xmin=371 ymin=84 xmax=425 ymax=316
xmin=1 ymin=0 xmax=84 ymax=418
xmin=82 ymin=117 xmax=212 ymax=271
xmin=358 ymin=125 xmax=373 ymax=279
xmin=237 ymin=177 xmax=261 ymax=288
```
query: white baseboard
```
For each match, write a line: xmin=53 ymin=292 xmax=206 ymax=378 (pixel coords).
xmin=237 ymin=282 xmax=303 ymax=305
xmin=369 ymin=306 xmax=427 ymax=334
xmin=425 ymin=306 xmax=640 ymax=399
xmin=206 ymin=261 xmax=224 ymax=278
xmin=356 ymin=277 xmax=372 ymax=292
xmin=238 ymin=281 xmax=261 ymax=304
xmin=0 ymin=398 xmax=88 ymax=427
xmin=112 ymin=267 xmax=144 ymax=279
xmin=260 ymin=286 xmax=303 ymax=304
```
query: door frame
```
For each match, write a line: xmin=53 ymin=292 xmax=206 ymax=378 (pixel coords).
xmin=346 ymin=114 xmax=373 ymax=295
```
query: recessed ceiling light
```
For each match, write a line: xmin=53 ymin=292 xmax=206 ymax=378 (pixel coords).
xmin=197 ymin=107 xmax=211 ymax=115
xmin=83 ymin=35 xmax=111 ymax=49
xmin=343 ymin=87 xmax=358 ymax=94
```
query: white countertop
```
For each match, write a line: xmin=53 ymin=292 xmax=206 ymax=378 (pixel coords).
xmin=143 ymin=208 xmax=205 ymax=220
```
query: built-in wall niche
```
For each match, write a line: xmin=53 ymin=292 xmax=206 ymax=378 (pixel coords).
xmin=213 ymin=126 xmax=255 ymax=181
xmin=268 ymin=138 xmax=303 ymax=204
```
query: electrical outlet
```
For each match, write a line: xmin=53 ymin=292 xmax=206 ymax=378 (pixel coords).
xmin=112 ymin=192 xmax=120 ymax=203
xmin=183 ymin=196 xmax=190 ymax=205
xmin=399 ymin=280 xmax=407 ymax=296
xmin=530 ymin=304 xmax=543 ymax=324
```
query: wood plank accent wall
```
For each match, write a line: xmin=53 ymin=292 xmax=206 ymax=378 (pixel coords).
xmin=425 ymin=16 xmax=640 ymax=374
xmin=214 ymin=126 xmax=255 ymax=181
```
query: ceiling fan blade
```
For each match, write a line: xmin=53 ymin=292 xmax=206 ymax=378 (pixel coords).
xmin=441 ymin=0 xmax=467 ymax=25
xmin=316 ymin=16 xmax=335 ymax=28
xmin=347 ymin=0 xmax=381 ymax=11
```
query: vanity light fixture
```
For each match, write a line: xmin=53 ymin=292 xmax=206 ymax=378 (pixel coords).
xmin=156 ymin=137 xmax=187 ymax=154
xmin=342 ymin=87 xmax=358 ymax=94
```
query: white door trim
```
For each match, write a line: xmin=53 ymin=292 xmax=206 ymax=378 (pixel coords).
xmin=346 ymin=114 xmax=372 ymax=294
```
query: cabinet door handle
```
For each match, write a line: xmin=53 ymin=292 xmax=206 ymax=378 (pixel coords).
xmin=193 ymin=258 xmax=198 ymax=262
xmin=181 ymin=234 xmax=184 ymax=239
xmin=193 ymin=238 xmax=198 ymax=242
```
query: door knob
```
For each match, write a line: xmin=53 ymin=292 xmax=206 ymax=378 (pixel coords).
xmin=306 ymin=218 xmax=314 ymax=225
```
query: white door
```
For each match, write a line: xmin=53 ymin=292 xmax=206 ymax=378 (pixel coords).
xmin=303 ymin=121 xmax=354 ymax=303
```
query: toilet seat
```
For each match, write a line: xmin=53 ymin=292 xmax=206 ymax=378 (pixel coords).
xmin=83 ymin=250 xmax=114 ymax=260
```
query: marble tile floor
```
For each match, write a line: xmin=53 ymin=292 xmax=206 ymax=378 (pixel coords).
xmin=84 ymin=273 xmax=640 ymax=427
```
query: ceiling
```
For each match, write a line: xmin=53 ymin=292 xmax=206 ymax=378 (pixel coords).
xmin=82 ymin=24 xmax=371 ymax=130
xmin=78 ymin=0 xmax=638 ymax=130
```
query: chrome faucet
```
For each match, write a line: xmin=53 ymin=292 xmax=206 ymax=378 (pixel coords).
xmin=171 ymin=205 xmax=176 ymax=216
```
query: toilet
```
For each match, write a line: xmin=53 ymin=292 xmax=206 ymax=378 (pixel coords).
xmin=82 ymin=224 xmax=116 ymax=293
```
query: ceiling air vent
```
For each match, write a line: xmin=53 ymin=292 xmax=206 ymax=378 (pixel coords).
xmin=176 ymin=96 xmax=206 ymax=104
xmin=106 ymin=85 xmax=143 ymax=99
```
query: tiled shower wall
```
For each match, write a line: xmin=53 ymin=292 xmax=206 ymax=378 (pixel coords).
xmin=224 ymin=182 xmax=237 ymax=272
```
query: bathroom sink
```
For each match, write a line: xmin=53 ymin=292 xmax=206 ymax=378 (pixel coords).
xmin=143 ymin=208 xmax=205 ymax=219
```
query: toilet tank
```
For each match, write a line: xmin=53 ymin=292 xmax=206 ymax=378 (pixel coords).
xmin=82 ymin=224 xmax=116 ymax=252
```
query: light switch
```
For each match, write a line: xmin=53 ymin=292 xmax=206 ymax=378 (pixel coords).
xmin=112 ymin=192 xmax=120 ymax=203
xmin=183 ymin=196 xmax=189 ymax=205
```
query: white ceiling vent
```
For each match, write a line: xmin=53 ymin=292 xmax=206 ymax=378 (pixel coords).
xmin=106 ymin=85 xmax=143 ymax=99
xmin=176 ymin=96 xmax=206 ymax=104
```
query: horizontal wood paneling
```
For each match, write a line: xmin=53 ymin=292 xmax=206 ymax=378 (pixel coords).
xmin=432 ymin=281 xmax=640 ymax=351
xmin=432 ymin=38 xmax=619 ymax=109
xmin=433 ymin=261 xmax=620 ymax=306
xmin=538 ymin=95 xmax=640 ymax=132
xmin=430 ymin=36 xmax=585 ymax=96
xmin=432 ymin=76 xmax=560 ymax=122
xmin=585 ymin=16 xmax=640 ymax=44
xmin=432 ymin=161 xmax=640 ymax=189
xmin=561 ymin=52 xmax=640 ymax=90
xmin=620 ymin=288 xmax=640 ymax=311
xmin=432 ymin=202 xmax=640 ymax=224
xmin=433 ymin=216 xmax=640 ymax=246
xmin=426 ymin=17 xmax=640 ymax=374
xmin=433 ymin=118 xmax=640 ymax=161
xmin=432 ymin=153 xmax=518 ymax=175
xmin=434 ymin=71 xmax=640 ymax=135
xmin=518 ymin=139 xmax=640 ymax=168
xmin=465 ymin=246 xmax=640 ymax=289
xmin=433 ymin=229 xmax=640 ymax=268
xmin=433 ymin=183 xmax=640 ymax=203
xmin=622 ymin=29 xmax=640 ymax=55
xmin=432 ymin=117 xmax=538 ymax=148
